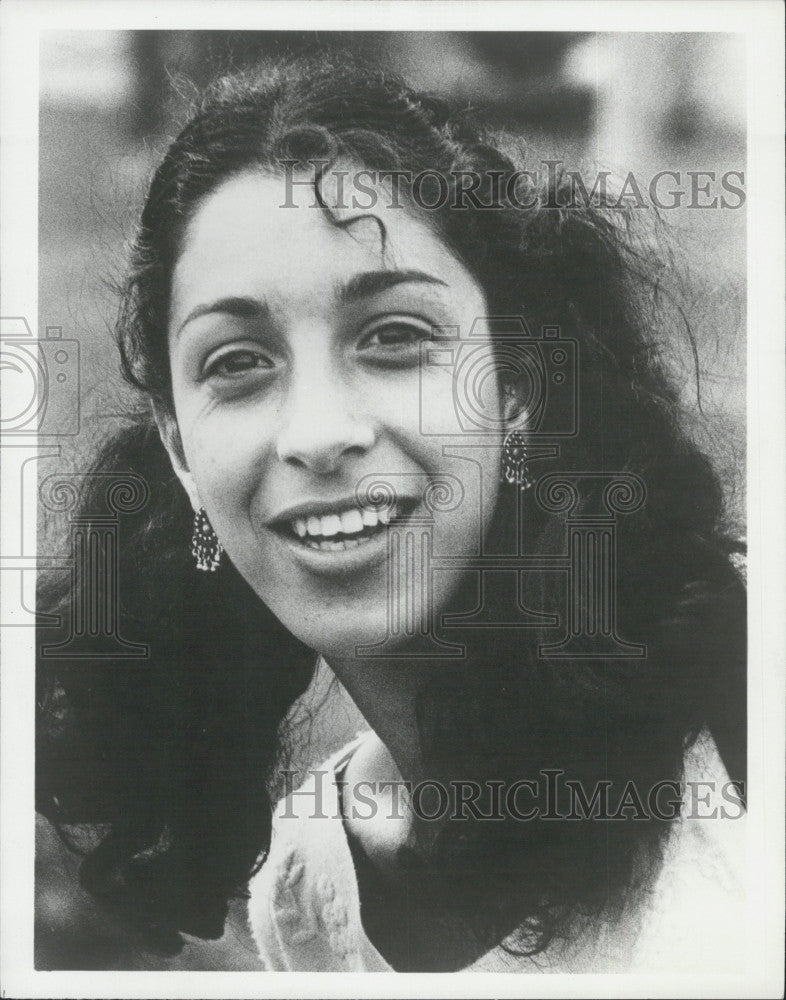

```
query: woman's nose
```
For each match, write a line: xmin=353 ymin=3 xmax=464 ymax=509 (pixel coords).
xmin=275 ymin=371 xmax=376 ymax=475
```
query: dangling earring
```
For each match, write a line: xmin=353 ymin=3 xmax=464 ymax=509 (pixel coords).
xmin=501 ymin=430 xmax=534 ymax=491
xmin=192 ymin=508 xmax=222 ymax=571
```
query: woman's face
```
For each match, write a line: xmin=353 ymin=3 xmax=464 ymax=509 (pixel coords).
xmin=164 ymin=169 xmax=505 ymax=658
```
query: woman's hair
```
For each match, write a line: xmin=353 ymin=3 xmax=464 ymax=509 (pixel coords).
xmin=37 ymin=52 xmax=746 ymax=957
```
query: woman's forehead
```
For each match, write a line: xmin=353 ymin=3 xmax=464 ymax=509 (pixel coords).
xmin=171 ymin=169 xmax=481 ymax=320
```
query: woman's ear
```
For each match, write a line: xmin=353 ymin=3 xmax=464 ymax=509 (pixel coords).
xmin=151 ymin=402 xmax=201 ymax=512
xmin=500 ymin=378 xmax=530 ymax=432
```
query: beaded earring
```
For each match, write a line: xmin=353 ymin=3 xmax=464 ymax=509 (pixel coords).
xmin=501 ymin=429 xmax=534 ymax=491
xmin=192 ymin=507 xmax=222 ymax=571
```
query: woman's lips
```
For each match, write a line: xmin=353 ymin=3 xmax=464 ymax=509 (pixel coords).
xmin=268 ymin=500 xmax=418 ymax=575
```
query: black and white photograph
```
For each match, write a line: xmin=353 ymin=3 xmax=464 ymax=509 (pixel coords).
xmin=0 ymin=2 xmax=783 ymax=996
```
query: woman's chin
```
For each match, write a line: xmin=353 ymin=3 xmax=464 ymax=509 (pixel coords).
xmin=255 ymin=598 xmax=393 ymax=663
xmin=311 ymin=626 xmax=459 ymax=665
xmin=300 ymin=621 xmax=398 ymax=663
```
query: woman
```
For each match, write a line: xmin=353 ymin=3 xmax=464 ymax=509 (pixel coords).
xmin=37 ymin=55 xmax=747 ymax=972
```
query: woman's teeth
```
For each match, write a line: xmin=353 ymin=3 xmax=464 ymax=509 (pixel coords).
xmin=290 ymin=505 xmax=394 ymax=550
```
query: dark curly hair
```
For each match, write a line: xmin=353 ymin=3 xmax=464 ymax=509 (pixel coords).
xmin=37 ymin=53 xmax=746 ymax=963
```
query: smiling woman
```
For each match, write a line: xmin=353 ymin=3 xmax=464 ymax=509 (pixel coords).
xmin=36 ymin=54 xmax=747 ymax=973
xmin=159 ymin=169 xmax=499 ymax=657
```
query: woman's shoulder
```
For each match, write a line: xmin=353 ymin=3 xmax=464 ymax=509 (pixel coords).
xmin=246 ymin=731 xmax=391 ymax=972
xmin=247 ymin=728 xmax=747 ymax=973
xmin=475 ymin=730 xmax=747 ymax=974
xmin=623 ymin=729 xmax=747 ymax=971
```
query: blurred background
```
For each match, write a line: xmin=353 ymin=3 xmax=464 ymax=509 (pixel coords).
xmin=37 ymin=30 xmax=746 ymax=970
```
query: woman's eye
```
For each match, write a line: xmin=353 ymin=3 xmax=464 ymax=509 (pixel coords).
xmin=359 ymin=322 xmax=432 ymax=354
xmin=203 ymin=349 xmax=273 ymax=380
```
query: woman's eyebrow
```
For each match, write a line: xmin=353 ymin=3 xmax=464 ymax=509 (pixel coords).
xmin=174 ymin=271 xmax=446 ymax=338
xmin=337 ymin=269 xmax=448 ymax=303
xmin=174 ymin=296 xmax=270 ymax=339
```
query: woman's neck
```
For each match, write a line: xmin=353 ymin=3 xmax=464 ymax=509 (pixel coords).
xmin=326 ymin=649 xmax=477 ymax=870
xmin=326 ymin=651 xmax=442 ymax=786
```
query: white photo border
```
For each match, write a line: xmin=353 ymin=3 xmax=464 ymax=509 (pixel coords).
xmin=1 ymin=2 xmax=783 ymax=997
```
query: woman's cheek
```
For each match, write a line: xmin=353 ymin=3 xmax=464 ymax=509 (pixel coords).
xmin=360 ymin=362 xmax=454 ymax=439
xmin=184 ymin=406 xmax=267 ymax=526
xmin=416 ymin=362 xmax=465 ymax=435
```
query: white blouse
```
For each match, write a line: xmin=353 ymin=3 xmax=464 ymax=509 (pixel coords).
xmin=247 ymin=730 xmax=746 ymax=972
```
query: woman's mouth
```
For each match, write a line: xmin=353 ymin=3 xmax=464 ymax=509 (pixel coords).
xmin=289 ymin=504 xmax=393 ymax=552
xmin=267 ymin=497 xmax=419 ymax=571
